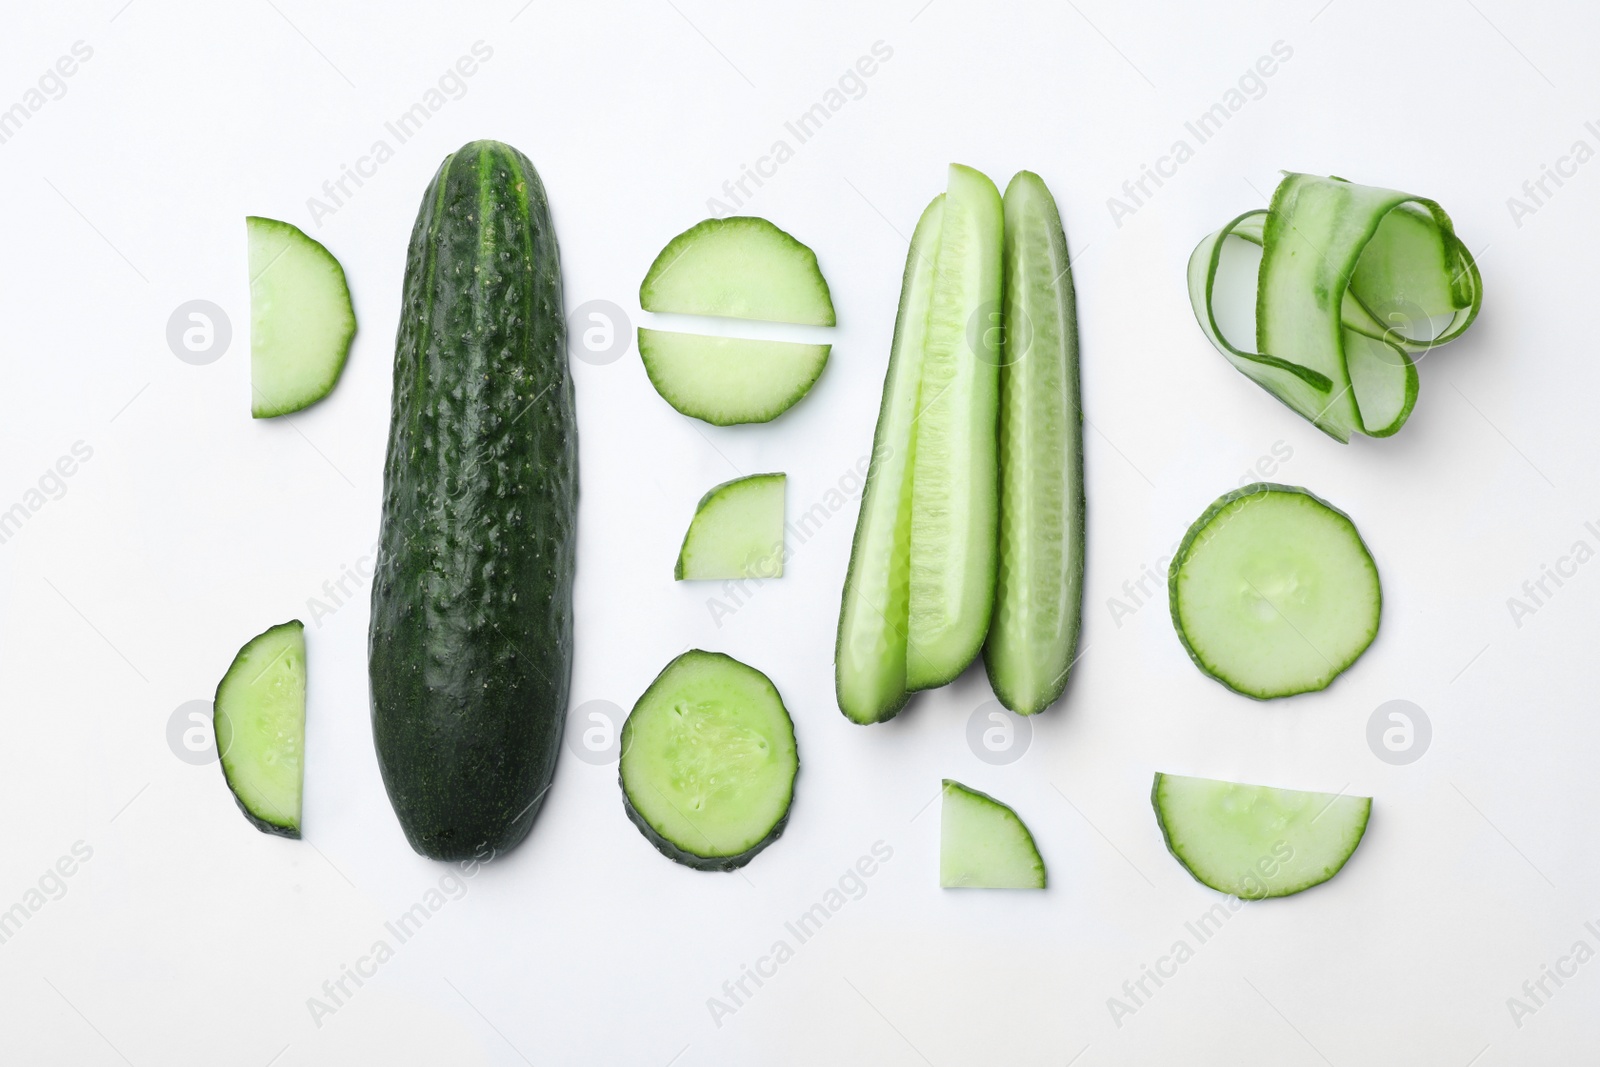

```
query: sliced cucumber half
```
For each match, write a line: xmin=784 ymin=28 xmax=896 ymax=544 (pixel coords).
xmin=906 ymin=163 xmax=1004 ymax=690
xmin=984 ymin=171 xmax=1085 ymax=715
xmin=940 ymin=780 xmax=1045 ymax=889
xmin=247 ymin=216 xmax=356 ymax=419
xmin=1153 ymin=773 xmax=1371 ymax=898
xmin=639 ymin=217 xmax=835 ymax=326
xmin=676 ymin=473 xmax=786 ymax=580
xmin=1170 ymin=483 xmax=1380 ymax=699
xmin=638 ymin=328 xmax=829 ymax=425
xmin=214 ymin=620 xmax=306 ymax=838
xmin=620 ymin=650 xmax=798 ymax=871
xmin=835 ymin=195 xmax=944 ymax=724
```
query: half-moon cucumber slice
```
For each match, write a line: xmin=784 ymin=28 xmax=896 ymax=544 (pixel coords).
xmin=1169 ymin=483 xmax=1380 ymax=699
xmin=639 ymin=217 xmax=835 ymax=325
xmin=638 ymin=329 xmax=829 ymax=425
xmin=1152 ymin=772 xmax=1371 ymax=898
xmin=246 ymin=216 xmax=356 ymax=418
xmin=214 ymin=620 xmax=306 ymax=838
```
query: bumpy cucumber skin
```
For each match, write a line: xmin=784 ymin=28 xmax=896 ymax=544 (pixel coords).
xmin=246 ymin=216 xmax=357 ymax=419
xmin=1151 ymin=773 xmax=1372 ymax=898
xmin=1167 ymin=482 xmax=1380 ymax=700
xmin=369 ymin=142 xmax=576 ymax=861
xmin=215 ymin=619 xmax=306 ymax=839
xmin=619 ymin=650 xmax=798 ymax=872
xmin=983 ymin=171 xmax=1085 ymax=716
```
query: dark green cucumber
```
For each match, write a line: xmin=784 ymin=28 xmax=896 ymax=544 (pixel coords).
xmin=369 ymin=141 xmax=577 ymax=861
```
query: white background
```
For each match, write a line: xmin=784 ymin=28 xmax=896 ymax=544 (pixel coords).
xmin=0 ymin=0 xmax=1595 ymax=1063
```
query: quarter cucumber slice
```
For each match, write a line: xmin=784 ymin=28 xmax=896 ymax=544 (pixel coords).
xmin=940 ymin=780 xmax=1045 ymax=889
xmin=247 ymin=216 xmax=357 ymax=419
xmin=984 ymin=171 xmax=1085 ymax=715
xmin=638 ymin=328 xmax=829 ymax=425
xmin=1152 ymin=773 xmax=1371 ymax=898
xmin=835 ymin=195 xmax=944 ymax=724
xmin=639 ymin=217 xmax=835 ymax=325
xmin=620 ymin=650 xmax=799 ymax=871
xmin=214 ymin=620 xmax=306 ymax=838
xmin=906 ymin=164 xmax=1003 ymax=690
xmin=675 ymin=473 xmax=786 ymax=580
xmin=1187 ymin=174 xmax=1481 ymax=440
xmin=1170 ymin=484 xmax=1380 ymax=699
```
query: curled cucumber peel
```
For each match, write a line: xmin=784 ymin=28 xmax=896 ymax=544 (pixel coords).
xmin=1187 ymin=173 xmax=1482 ymax=441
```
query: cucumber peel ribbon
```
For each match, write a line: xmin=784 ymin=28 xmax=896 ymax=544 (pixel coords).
xmin=1187 ymin=173 xmax=1482 ymax=441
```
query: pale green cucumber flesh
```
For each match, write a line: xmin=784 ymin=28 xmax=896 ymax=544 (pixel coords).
xmin=247 ymin=216 xmax=356 ymax=419
xmin=639 ymin=217 xmax=835 ymax=325
xmin=835 ymin=195 xmax=944 ymax=724
xmin=1170 ymin=484 xmax=1380 ymax=699
xmin=984 ymin=170 xmax=1084 ymax=715
xmin=1153 ymin=773 xmax=1371 ymax=898
xmin=1187 ymin=174 xmax=1482 ymax=440
xmin=940 ymin=780 xmax=1045 ymax=889
xmin=620 ymin=651 xmax=798 ymax=871
xmin=638 ymin=329 xmax=828 ymax=425
xmin=675 ymin=473 xmax=786 ymax=580
xmin=906 ymin=163 xmax=1003 ymax=690
xmin=214 ymin=620 xmax=306 ymax=838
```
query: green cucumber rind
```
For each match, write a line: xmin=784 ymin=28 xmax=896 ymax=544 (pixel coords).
xmin=1167 ymin=482 xmax=1381 ymax=700
xmin=1150 ymin=772 xmax=1372 ymax=898
xmin=369 ymin=141 xmax=577 ymax=861
xmin=245 ymin=216 xmax=358 ymax=420
xmin=214 ymin=619 xmax=304 ymax=839
xmin=618 ymin=650 xmax=798 ymax=872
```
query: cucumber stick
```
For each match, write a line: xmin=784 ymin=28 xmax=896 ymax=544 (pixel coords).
xmin=214 ymin=620 xmax=306 ymax=838
xmin=1153 ymin=773 xmax=1371 ymax=898
xmin=835 ymin=195 xmax=944 ymax=724
xmin=370 ymin=141 xmax=577 ymax=861
xmin=984 ymin=172 xmax=1084 ymax=715
xmin=906 ymin=165 xmax=1003 ymax=690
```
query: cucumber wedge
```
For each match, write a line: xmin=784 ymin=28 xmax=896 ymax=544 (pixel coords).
xmin=940 ymin=780 xmax=1045 ymax=889
xmin=620 ymin=650 xmax=798 ymax=871
xmin=638 ymin=328 xmax=829 ymax=425
xmin=1152 ymin=773 xmax=1371 ymax=898
xmin=246 ymin=216 xmax=356 ymax=419
xmin=1170 ymin=484 xmax=1380 ymax=699
xmin=675 ymin=473 xmax=786 ymax=580
xmin=984 ymin=172 xmax=1085 ymax=715
xmin=214 ymin=620 xmax=306 ymax=838
xmin=906 ymin=164 xmax=1004 ymax=690
xmin=835 ymin=195 xmax=944 ymax=724
xmin=640 ymin=217 xmax=835 ymax=326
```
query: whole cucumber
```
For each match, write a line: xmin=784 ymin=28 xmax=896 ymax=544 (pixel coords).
xmin=369 ymin=140 xmax=577 ymax=860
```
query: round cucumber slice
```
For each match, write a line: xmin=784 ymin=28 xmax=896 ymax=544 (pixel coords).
xmin=214 ymin=620 xmax=306 ymax=838
xmin=940 ymin=780 xmax=1045 ymax=889
xmin=620 ymin=650 xmax=798 ymax=871
xmin=1152 ymin=772 xmax=1371 ymax=898
xmin=247 ymin=216 xmax=356 ymax=419
xmin=675 ymin=473 xmax=786 ymax=581
xmin=639 ymin=217 xmax=835 ymax=326
xmin=638 ymin=328 xmax=829 ymax=425
xmin=1169 ymin=483 xmax=1380 ymax=699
